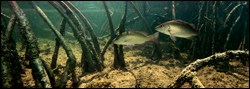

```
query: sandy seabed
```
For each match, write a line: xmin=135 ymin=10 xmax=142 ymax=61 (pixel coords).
xmin=17 ymin=39 xmax=249 ymax=88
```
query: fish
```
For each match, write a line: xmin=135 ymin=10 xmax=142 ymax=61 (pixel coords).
xmin=113 ymin=31 xmax=159 ymax=46
xmin=155 ymin=19 xmax=198 ymax=42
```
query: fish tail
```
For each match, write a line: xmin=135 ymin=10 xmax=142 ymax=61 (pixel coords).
xmin=149 ymin=32 xmax=159 ymax=41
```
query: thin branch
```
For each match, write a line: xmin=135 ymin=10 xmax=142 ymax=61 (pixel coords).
xmin=212 ymin=1 xmax=217 ymax=54
xmin=40 ymin=58 xmax=56 ymax=88
xmin=64 ymin=1 xmax=101 ymax=55
xmin=51 ymin=18 xmax=66 ymax=69
xmin=5 ymin=14 xmax=16 ymax=41
xmin=101 ymin=1 xmax=118 ymax=61
xmin=128 ymin=1 xmax=152 ymax=33
xmin=197 ymin=1 xmax=205 ymax=27
xmin=100 ymin=10 xmax=114 ymax=36
xmin=224 ymin=13 xmax=241 ymax=50
xmin=1 ymin=12 xmax=10 ymax=19
xmin=223 ymin=3 xmax=241 ymax=27
xmin=172 ymin=1 xmax=176 ymax=19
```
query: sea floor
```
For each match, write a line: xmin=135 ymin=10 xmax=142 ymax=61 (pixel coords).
xmin=16 ymin=38 xmax=249 ymax=88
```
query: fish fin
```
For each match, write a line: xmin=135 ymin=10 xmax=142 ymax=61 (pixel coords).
xmin=127 ymin=30 xmax=148 ymax=36
xmin=186 ymin=36 xmax=196 ymax=40
xmin=153 ymin=32 xmax=159 ymax=40
xmin=169 ymin=35 xmax=177 ymax=42
xmin=166 ymin=26 xmax=176 ymax=42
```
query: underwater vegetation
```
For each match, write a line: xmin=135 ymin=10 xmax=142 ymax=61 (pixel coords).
xmin=1 ymin=1 xmax=249 ymax=88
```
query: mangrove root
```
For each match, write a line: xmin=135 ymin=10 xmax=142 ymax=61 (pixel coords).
xmin=166 ymin=50 xmax=249 ymax=88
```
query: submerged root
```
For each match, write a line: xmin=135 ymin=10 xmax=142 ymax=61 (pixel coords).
xmin=166 ymin=50 xmax=249 ymax=88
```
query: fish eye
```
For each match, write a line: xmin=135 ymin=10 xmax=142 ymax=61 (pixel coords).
xmin=156 ymin=24 xmax=163 ymax=29
xmin=156 ymin=25 xmax=161 ymax=28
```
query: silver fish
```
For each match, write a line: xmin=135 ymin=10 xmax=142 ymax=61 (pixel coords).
xmin=155 ymin=19 xmax=198 ymax=42
xmin=113 ymin=31 xmax=159 ymax=46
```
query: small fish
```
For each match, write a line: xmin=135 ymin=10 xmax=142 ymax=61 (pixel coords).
xmin=113 ymin=31 xmax=159 ymax=46
xmin=155 ymin=19 xmax=198 ymax=42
